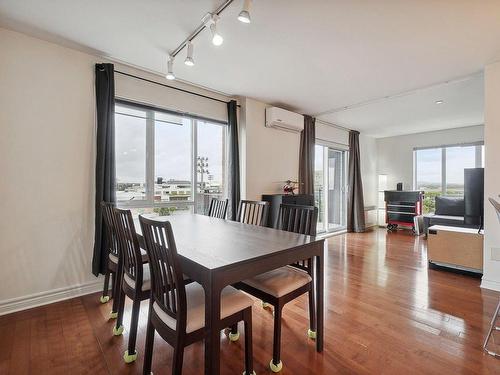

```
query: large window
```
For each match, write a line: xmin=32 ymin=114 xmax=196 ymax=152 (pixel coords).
xmin=115 ymin=101 xmax=227 ymax=217
xmin=414 ymin=143 xmax=484 ymax=213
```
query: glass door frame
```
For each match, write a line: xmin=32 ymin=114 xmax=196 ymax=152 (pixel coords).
xmin=315 ymin=142 xmax=349 ymax=234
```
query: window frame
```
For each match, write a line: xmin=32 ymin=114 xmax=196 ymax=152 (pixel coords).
xmin=114 ymin=99 xmax=228 ymax=213
xmin=413 ymin=141 xmax=484 ymax=195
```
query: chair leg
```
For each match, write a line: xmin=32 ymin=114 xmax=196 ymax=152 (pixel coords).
xmin=143 ymin=317 xmax=155 ymax=375
xmin=307 ymin=286 xmax=317 ymax=339
xmin=270 ymin=304 xmax=283 ymax=372
xmin=110 ymin=271 xmax=117 ymax=300
xmin=483 ymin=297 xmax=500 ymax=356
xmin=124 ymin=297 xmax=141 ymax=363
xmin=229 ymin=323 xmax=240 ymax=341
xmin=113 ymin=288 xmax=126 ymax=336
xmin=100 ymin=269 xmax=111 ymax=303
xmin=172 ymin=346 xmax=184 ymax=375
xmin=244 ymin=309 xmax=254 ymax=375
xmin=110 ymin=266 xmax=123 ymax=319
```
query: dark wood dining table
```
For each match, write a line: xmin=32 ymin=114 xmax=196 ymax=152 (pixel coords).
xmin=134 ymin=213 xmax=325 ymax=375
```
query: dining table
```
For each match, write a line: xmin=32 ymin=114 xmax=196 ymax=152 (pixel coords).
xmin=134 ymin=213 xmax=325 ymax=375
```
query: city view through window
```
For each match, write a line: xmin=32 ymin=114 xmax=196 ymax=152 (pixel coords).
xmin=414 ymin=144 xmax=484 ymax=213
xmin=115 ymin=103 xmax=227 ymax=217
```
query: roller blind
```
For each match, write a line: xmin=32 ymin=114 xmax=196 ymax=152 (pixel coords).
xmin=115 ymin=73 xmax=228 ymax=124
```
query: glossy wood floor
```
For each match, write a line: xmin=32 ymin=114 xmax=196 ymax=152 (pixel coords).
xmin=1 ymin=229 xmax=500 ymax=374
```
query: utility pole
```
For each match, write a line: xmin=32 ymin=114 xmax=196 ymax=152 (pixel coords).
xmin=197 ymin=156 xmax=209 ymax=192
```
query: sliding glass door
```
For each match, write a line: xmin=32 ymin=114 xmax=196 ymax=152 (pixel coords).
xmin=314 ymin=144 xmax=348 ymax=234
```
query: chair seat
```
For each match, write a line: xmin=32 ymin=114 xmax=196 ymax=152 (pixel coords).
xmin=242 ymin=266 xmax=312 ymax=298
xmin=124 ymin=263 xmax=151 ymax=291
xmin=109 ymin=248 xmax=148 ymax=264
xmin=153 ymin=283 xmax=253 ymax=333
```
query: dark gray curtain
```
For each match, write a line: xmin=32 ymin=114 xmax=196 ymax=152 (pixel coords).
xmin=92 ymin=63 xmax=115 ymax=276
xmin=227 ymin=100 xmax=240 ymax=220
xmin=347 ymin=130 xmax=366 ymax=232
xmin=299 ymin=115 xmax=315 ymax=195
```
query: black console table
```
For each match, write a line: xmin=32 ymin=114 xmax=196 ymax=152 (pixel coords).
xmin=261 ymin=194 xmax=314 ymax=228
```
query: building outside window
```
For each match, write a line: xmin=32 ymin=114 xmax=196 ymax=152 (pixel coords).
xmin=413 ymin=142 xmax=484 ymax=213
xmin=115 ymin=101 xmax=227 ymax=217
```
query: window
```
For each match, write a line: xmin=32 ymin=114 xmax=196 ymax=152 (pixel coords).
xmin=414 ymin=143 xmax=484 ymax=213
xmin=115 ymin=101 xmax=228 ymax=217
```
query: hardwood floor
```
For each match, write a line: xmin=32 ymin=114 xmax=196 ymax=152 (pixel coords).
xmin=1 ymin=229 xmax=499 ymax=374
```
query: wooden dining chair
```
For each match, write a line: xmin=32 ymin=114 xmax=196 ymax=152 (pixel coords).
xmin=139 ymin=215 xmax=256 ymax=375
xmin=208 ymin=198 xmax=228 ymax=219
xmin=236 ymin=199 xmax=270 ymax=226
xmin=233 ymin=204 xmax=318 ymax=373
xmin=99 ymin=202 xmax=122 ymax=318
xmin=112 ymin=207 xmax=151 ymax=364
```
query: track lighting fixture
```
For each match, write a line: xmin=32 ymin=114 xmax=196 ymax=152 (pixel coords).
xmin=166 ymin=56 xmax=175 ymax=80
xmin=167 ymin=1 xmax=257 ymax=80
xmin=238 ymin=0 xmax=252 ymax=23
xmin=208 ymin=14 xmax=224 ymax=46
xmin=184 ymin=41 xmax=195 ymax=66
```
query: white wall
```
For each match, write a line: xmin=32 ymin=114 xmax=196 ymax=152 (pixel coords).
xmin=0 ymin=28 xmax=97 ymax=308
xmin=360 ymin=134 xmax=378 ymax=208
xmin=482 ymin=61 xmax=500 ymax=291
xmin=376 ymin=125 xmax=484 ymax=190
xmin=240 ymin=98 xmax=301 ymax=200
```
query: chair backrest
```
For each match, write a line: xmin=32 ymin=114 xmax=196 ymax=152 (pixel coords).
xmin=208 ymin=198 xmax=228 ymax=219
xmin=113 ymin=207 xmax=144 ymax=289
xmin=236 ymin=200 xmax=270 ymax=226
xmin=139 ymin=216 xmax=187 ymax=332
xmin=101 ymin=201 xmax=119 ymax=259
xmin=276 ymin=204 xmax=318 ymax=236
xmin=277 ymin=204 xmax=318 ymax=274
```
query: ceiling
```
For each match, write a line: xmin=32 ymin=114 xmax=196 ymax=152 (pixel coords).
xmin=1 ymin=0 xmax=499 ymax=137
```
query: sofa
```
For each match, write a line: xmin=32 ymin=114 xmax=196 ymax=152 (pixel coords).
xmin=423 ymin=196 xmax=467 ymax=234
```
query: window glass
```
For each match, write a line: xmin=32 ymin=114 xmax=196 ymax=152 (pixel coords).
xmin=314 ymin=144 xmax=325 ymax=233
xmin=415 ymin=148 xmax=442 ymax=213
xmin=154 ymin=115 xmax=192 ymax=204
xmin=115 ymin=106 xmax=147 ymax=202
xmin=114 ymin=102 xmax=228 ymax=216
xmin=445 ymin=146 xmax=475 ymax=196
xmin=196 ymin=121 xmax=227 ymax=214
xmin=414 ymin=143 xmax=484 ymax=213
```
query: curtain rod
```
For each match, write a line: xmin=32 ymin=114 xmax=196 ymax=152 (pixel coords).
xmin=115 ymin=70 xmax=239 ymax=106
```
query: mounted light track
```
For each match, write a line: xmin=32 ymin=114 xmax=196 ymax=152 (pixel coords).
xmin=165 ymin=0 xmax=254 ymax=79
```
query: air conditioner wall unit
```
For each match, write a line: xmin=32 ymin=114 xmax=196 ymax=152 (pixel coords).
xmin=265 ymin=106 xmax=304 ymax=133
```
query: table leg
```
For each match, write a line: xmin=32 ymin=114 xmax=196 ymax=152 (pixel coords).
xmin=204 ymin=282 xmax=222 ymax=375
xmin=315 ymin=252 xmax=324 ymax=352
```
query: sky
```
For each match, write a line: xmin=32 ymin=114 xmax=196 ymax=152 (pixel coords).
xmin=115 ymin=108 xmax=225 ymax=184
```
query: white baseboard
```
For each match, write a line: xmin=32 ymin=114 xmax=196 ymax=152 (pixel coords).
xmin=481 ymin=278 xmax=500 ymax=292
xmin=0 ymin=279 xmax=104 ymax=316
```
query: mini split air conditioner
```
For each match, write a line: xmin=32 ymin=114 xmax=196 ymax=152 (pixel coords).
xmin=265 ymin=106 xmax=304 ymax=133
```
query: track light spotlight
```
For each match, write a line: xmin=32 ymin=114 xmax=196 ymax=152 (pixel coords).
xmin=166 ymin=56 xmax=175 ymax=80
xmin=238 ymin=0 xmax=252 ymax=23
xmin=184 ymin=41 xmax=195 ymax=66
xmin=209 ymin=15 xmax=223 ymax=46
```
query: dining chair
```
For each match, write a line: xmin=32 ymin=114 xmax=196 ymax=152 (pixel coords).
xmin=236 ymin=199 xmax=270 ymax=226
xmin=112 ymin=207 xmax=151 ymax=364
xmin=139 ymin=215 xmax=256 ymax=375
xmin=208 ymin=198 xmax=229 ymax=219
xmin=233 ymin=204 xmax=318 ymax=372
xmin=99 ymin=202 xmax=121 ymax=318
